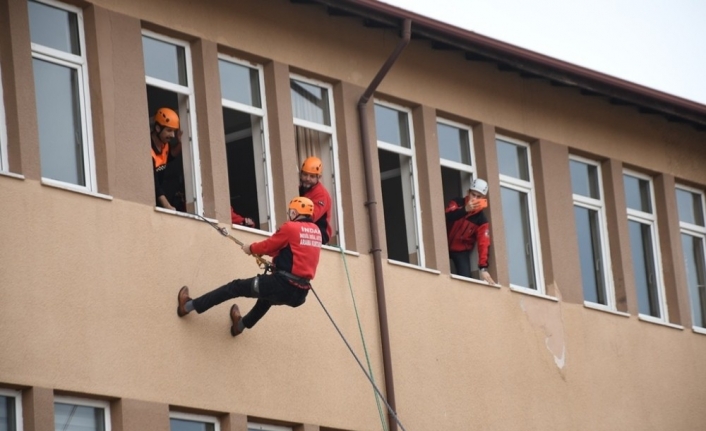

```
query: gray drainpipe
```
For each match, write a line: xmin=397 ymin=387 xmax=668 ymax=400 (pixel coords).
xmin=357 ymin=18 xmax=411 ymax=431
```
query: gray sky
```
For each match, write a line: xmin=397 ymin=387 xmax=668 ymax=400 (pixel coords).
xmin=379 ymin=0 xmax=706 ymax=105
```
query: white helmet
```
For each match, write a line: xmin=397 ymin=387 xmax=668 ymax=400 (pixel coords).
xmin=470 ymin=178 xmax=488 ymax=196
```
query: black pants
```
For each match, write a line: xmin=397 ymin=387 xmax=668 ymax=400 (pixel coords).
xmin=191 ymin=273 xmax=309 ymax=329
xmin=449 ymin=250 xmax=472 ymax=278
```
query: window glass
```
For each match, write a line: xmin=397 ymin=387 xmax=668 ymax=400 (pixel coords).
xmin=437 ymin=122 xmax=471 ymax=164
xmin=290 ymin=79 xmax=330 ymax=125
xmin=376 ymin=101 xmax=422 ymax=266
xmin=497 ymin=139 xmax=529 ymax=180
xmin=501 ymin=186 xmax=536 ymax=289
xmin=221 ymin=59 xmax=273 ymax=232
xmin=33 ymin=58 xmax=85 ymax=185
xmin=624 ymin=174 xmax=652 ymax=213
xmin=145 ymin=32 xmax=200 ymax=215
xmin=677 ymin=185 xmax=706 ymax=328
xmin=30 ymin=0 xmax=94 ymax=190
xmin=682 ymin=233 xmax=706 ymax=327
xmin=629 ymin=220 xmax=660 ymax=317
xmin=291 ymin=76 xmax=344 ymax=247
xmin=54 ymin=402 xmax=106 ymax=431
xmin=142 ymin=35 xmax=187 ymax=86
xmin=571 ymin=157 xmax=613 ymax=307
xmin=219 ymin=60 xmax=261 ymax=108
xmin=0 ymin=61 xmax=8 ymax=172
xmin=575 ymin=206 xmax=606 ymax=304
xmin=676 ymin=188 xmax=705 ymax=226
xmin=28 ymin=0 xmax=80 ymax=54
xmin=170 ymin=418 xmax=216 ymax=431
xmin=497 ymin=137 xmax=542 ymax=292
xmin=375 ymin=104 xmax=410 ymax=148
xmin=570 ymin=159 xmax=599 ymax=199
xmin=0 ymin=395 xmax=17 ymax=431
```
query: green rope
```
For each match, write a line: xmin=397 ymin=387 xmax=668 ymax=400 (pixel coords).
xmin=336 ymin=246 xmax=389 ymax=431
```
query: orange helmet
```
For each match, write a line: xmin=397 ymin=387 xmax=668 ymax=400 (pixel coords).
xmin=301 ymin=156 xmax=323 ymax=175
xmin=288 ymin=196 xmax=314 ymax=217
xmin=154 ymin=107 xmax=180 ymax=129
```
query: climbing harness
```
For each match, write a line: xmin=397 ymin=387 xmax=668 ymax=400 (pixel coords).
xmin=194 ymin=214 xmax=272 ymax=271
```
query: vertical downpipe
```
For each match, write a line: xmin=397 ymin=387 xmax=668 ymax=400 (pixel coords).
xmin=357 ymin=18 xmax=412 ymax=431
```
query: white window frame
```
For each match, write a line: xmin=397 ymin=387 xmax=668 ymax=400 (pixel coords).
xmin=30 ymin=0 xmax=96 ymax=192
xmin=624 ymin=169 xmax=667 ymax=322
xmin=0 ymin=60 xmax=8 ymax=172
xmin=676 ymin=183 xmax=706 ymax=331
xmin=247 ymin=423 xmax=291 ymax=431
xmin=290 ymin=73 xmax=346 ymax=250
xmin=497 ymin=135 xmax=545 ymax=293
xmin=437 ymin=117 xmax=480 ymax=274
xmin=54 ymin=396 xmax=111 ymax=431
xmin=570 ymin=155 xmax=615 ymax=310
xmin=170 ymin=411 xmax=221 ymax=431
xmin=219 ymin=54 xmax=276 ymax=232
xmin=0 ymin=388 xmax=23 ymax=431
xmin=142 ymin=30 xmax=203 ymax=215
xmin=438 ymin=117 xmax=476 ymax=177
xmin=375 ymin=99 xmax=425 ymax=267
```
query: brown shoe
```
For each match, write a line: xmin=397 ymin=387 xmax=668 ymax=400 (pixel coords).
xmin=230 ymin=304 xmax=243 ymax=337
xmin=177 ymin=286 xmax=192 ymax=317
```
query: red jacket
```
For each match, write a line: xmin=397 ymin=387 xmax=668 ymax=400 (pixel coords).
xmin=301 ymin=182 xmax=332 ymax=244
xmin=445 ymin=197 xmax=491 ymax=268
xmin=250 ymin=219 xmax=322 ymax=281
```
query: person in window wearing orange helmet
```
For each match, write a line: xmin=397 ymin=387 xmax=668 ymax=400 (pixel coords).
xmin=176 ymin=197 xmax=322 ymax=337
xmin=299 ymin=156 xmax=332 ymax=244
xmin=150 ymin=107 xmax=184 ymax=211
xmin=445 ymin=178 xmax=496 ymax=284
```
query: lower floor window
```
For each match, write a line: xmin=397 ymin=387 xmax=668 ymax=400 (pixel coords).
xmin=54 ymin=398 xmax=109 ymax=431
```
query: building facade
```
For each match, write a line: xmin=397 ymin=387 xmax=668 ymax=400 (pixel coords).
xmin=1 ymin=0 xmax=705 ymax=430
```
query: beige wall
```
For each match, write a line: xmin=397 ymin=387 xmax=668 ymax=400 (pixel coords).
xmin=1 ymin=0 xmax=706 ymax=430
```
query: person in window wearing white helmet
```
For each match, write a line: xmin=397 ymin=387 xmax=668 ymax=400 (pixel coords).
xmin=445 ymin=178 xmax=496 ymax=284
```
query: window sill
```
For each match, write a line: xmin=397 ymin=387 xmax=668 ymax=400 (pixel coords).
xmin=638 ymin=314 xmax=684 ymax=330
xmin=692 ymin=327 xmax=706 ymax=336
xmin=322 ymin=244 xmax=360 ymax=257
xmin=231 ymin=223 xmax=273 ymax=238
xmin=450 ymin=274 xmax=500 ymax=289
xmin=509 ymin=285 xmax=558 ymax=302
xmin=583 ymin=302 xmax=630 ymax=317
xmin=387 ymin=259 xmax=441 ymax=275
xmin=0 ymin=171 xmax=25 ymax=180
xmin=41 ymin=179 xmax=112 ymax=201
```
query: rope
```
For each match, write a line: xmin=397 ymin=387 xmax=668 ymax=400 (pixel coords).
xmin=336 ymin=246 xmax=389 ymax=431
xmin=311 ymin=286 xmax=407 ymax=431
xmin=194 ymin=214 xmax=272 ymax=270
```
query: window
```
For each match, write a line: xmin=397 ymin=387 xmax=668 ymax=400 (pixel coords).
xmin=570 ymin=156 xmax=614 ymax=307
xmin=54 ymin=397 xmax=110 ymax=431
xmin=247 ymin=423 xmax=291 ymax=431
xmin=219 ymin=55 xmax=274 ymax=232
xmin=143 ymin=31 xmax=201 ymax=214
xmin=676 ymin=185 xmax=706 ymax=329
xmin=438 ymin=118 xmax=478 ymax=274
xmin=375 ymin=101 xmax=424 ymax=266
xmin=497 ymin=136 xmax=544 ymax=291
xmin=290 ymin=75 xmax=344 ymax=247
xmin=624 ymin=171 xmax=665 ymax=319
xmin=0 ymin=389 xmax=22 ymax=431
xmin=0 ymin=61 xmax=7 ymax=172
xmin=29 ymin=0 xmax=96 ymax=190
xmin=170 ymin=412 xmax=219 ymax=431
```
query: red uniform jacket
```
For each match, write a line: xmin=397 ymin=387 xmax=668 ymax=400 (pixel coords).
xmin=250 ymin=218 xmax=322 ymax=281
xmin=301 ymin=182 xmax=332 ymax=244
xmin=445 ymin=197 xmax=491 ymax=268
